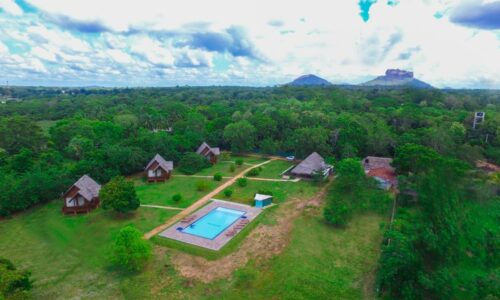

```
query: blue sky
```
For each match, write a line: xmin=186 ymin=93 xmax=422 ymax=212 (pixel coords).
xmin=0 ymin=0 xmax=499 ymax=88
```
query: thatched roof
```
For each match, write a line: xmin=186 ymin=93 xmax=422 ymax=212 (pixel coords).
xmin=145 ymin=154 xmax=173 ymax=171
xmin=196 ymin=142 xmax=220 ymax=156
xmin=72 ymin=175 xmax=101 ymax=200
xmin=291 ymin=152 xmax=327 ymax=176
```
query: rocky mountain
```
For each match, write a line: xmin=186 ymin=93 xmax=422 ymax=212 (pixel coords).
xmin=287 ymin=74 xmax=332 ymax=86
xmin=362 ymin=69 xmax=433 ymax=89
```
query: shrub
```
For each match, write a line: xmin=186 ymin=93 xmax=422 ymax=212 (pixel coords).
xmin=257 ymin=190 xmax=273 ymax=196
xmin=179 ymin=152 xmax=210 ymax=175
xmin=237 ymin=177 xmax=248 ymax=187
xmin=0 ymin=257 xmax=32 ymax=299
xmin=213 ymin=173 xmax=222 ymax=181
xmin=235 ymin=158 xmax=244 ymax=166
xmin=224 ymin=189 xmax=233 ymax=198
xmin=196 ymin=181 xmax=209 ymax=191
xmin=311 ymin=170 xmax=326 ymax=184
xmin=220 ymin=152 xmax=231 ymax=161
xmin=172 ymin=193 xmax=182 ymax=202
xmin=111 ymin=225 xmax=152 ymax=271
xmin=100 ymin=176 xmax=140 ymax=214
xmin=246 ymin=168 xmax=259 ymax=177
xmin=324 ymin=198 xmax=351 ymax=227
xmin=229 ymin=163 xmax=236 ymax=172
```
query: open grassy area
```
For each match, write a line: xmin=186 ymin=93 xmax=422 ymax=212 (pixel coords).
xmin=0 ymin=182 xmax=383 ymax=299
xmin=135 ymin=177 xmax=227 ymax=208
xmin=185 ymin=155 xmax=268 ymax=177
xmin=212 ymin=213 xmax=384 ymax=299
xmin=249 ymin=159 xmax=294 ymax=178
xmin=0 ymin=201 xmax=178 ymax=299
xmin=215 ymin=180 xmax=320 ymax=205
xmin=119 ymin=210 xmax=384 ymax=299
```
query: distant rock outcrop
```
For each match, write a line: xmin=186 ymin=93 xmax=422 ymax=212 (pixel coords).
xmin=362 ymin=69 xmax=433 ymax=89
xmin=287 ymin=74 xmax=332 ymax=86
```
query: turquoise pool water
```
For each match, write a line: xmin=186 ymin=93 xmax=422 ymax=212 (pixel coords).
xmin=182 ymin=207 xmax=246 ymax=239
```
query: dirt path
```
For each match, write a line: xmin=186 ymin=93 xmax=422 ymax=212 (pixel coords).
xmin=169 ymin=180 xmax=333 ymax=283
xmin=143 ymin=158 xmax=275 ymax=239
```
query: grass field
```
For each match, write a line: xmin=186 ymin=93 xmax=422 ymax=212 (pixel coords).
xmin=215 ymin=180 xmax=320 ymax=205
xmin=212 ymin=213 xmax=383 ymax=299
xmin=250 ymin=159 xmax=294 ymax=178
xmin=117 ymin=211 xmax=384 ymax=299
xmin=187 ymin=155 xmax=268 ymax=177
xmin=0 ymin=201 xmax=178 ymax=299
xmin=0 ymin=188 xmax=384 ymax=299
xmin=135 ymin=177 xmax=227 ymax=207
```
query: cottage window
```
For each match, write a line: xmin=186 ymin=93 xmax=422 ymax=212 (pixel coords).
xmin=156 ymin=169 xmax=162 ymax=176
xmin=148 ymin=170 xmax=155 ymax=177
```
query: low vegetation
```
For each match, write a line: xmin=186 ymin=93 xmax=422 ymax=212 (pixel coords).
xmin=0 ymin=257 xmax=32 ymax=300
xmin=111 ymin=225 xmax=152 ymax=271
xmin=178 ymin=152 xmax=210 ymax=175
xmin=101 ymin=176 xmax=140 ymax=213
xmin=324 ymin=158 xmax=391 ymax=226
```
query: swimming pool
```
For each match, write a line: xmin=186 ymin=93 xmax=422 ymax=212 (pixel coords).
xmin=182 ymin=207 xmax=246 ymax=240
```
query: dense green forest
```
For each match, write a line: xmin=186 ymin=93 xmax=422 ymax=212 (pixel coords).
xmin=0 ymin=86 xmax=498 ymax=299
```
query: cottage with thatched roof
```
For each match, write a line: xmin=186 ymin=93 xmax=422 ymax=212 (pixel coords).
xmin=290 ymin=152 xmax=332 ymax=179
xmin=362 ymin=156 xmax=397 ymax=190
xmin=145 ymin=154 xmax=173 ymax=182
xmin=62 ymin=175 xmax=101 ymax=214
xmin=196 ymin=142 xmax=220 ymax=164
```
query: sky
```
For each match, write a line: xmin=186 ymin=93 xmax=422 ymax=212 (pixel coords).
xmin=0 ymin=0 xmax=499 ymax=88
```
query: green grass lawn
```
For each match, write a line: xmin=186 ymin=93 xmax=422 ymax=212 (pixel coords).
xmin=212 ymin=213 xmax=383 ymax=299
xmin=0 ymin=201 xmax=178 ymax=299
xmin=249 ymin=160 xmax=294 ymax=178
xmin=215 ymin=180 xmax=320 ymax=205
xmin=182 ymin=155 xmax=268 ymax=177
xmin=183 ymin=162 xmax=244 ymax=177
xmin=135 ymin=177 xmax=227 ymax=208
xmin=121 ymin=211 xmax=384 ymax=299
xmin=0 ymin=183 xmax=383 ymax=299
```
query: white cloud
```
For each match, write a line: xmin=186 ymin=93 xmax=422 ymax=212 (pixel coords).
xmin=0 ymin=0 xmax=497 ymax=87
xmin=0 ymin=0 xmax=23 ymax=16
xmin=0 ymin=41 xmax=8 ymax=54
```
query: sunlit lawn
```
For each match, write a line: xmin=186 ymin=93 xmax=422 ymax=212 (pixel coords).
xmin=215 ymin=180 xmax=320 ymax=205
xmin=134 ymin=177 xmax=227 ymax=208
xmin=0 ymin=201 xmax=178 ymax=299
xmin=250 ymin=159 xmax=294 ymax=178
xmin=173 ymin=155 xmax=269 ymax=177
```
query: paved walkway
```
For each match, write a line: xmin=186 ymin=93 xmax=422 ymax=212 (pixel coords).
xmin=144 ymin=158 xmax=276 ymax=239
xmin=140 ymin=204 xmax=184 ymax=211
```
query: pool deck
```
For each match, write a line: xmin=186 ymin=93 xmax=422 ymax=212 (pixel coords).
xmin=159 ymin=199 xmax=262 ymax=250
